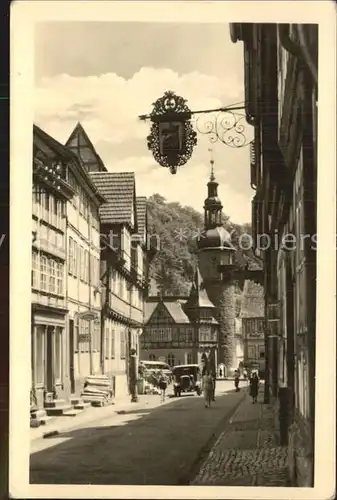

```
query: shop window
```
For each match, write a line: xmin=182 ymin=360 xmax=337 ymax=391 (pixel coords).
xmin=187 ymin=353 xmax=193 ymax=364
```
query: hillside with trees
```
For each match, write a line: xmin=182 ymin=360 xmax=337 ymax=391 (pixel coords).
xmin=147 ymin=193 xmax=262 ymax=296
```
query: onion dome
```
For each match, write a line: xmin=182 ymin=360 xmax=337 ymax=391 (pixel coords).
xmin=197 ymin=225 xmax=233 ymax=250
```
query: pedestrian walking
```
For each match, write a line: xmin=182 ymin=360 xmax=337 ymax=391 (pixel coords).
xmin=158 ymin=372 xmax=168 ymax=403
xmin=202 ymin=371 xmax=214 ymax=408
xmin=249 ymin=371 xmax=259 ymax=403
xmin=234 ymin=369 xmax=240 ymax=392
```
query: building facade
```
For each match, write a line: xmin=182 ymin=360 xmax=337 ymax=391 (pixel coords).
xmin=31 ymin=125 xmax=75 ymax=409
xmin=90 ymin=171 xmax=155 ymax=398
xmin=142 ymin=268 xmax=219 ymax=369
xmin=230 ymin=23 xmax=318 ymax=486
xmin=240 ymin=281 xmax=265 ymax=376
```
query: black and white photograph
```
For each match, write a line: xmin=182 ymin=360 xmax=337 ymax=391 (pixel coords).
xmin=10 ymin=2 xmax=335 ymax=499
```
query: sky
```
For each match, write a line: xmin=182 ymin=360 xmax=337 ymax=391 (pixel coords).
xmin=34 ymin=21 xmax=255 ymax=224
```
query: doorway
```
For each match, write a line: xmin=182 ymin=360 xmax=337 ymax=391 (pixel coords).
xmin=69 ymin=319 xmax=75 ymax=394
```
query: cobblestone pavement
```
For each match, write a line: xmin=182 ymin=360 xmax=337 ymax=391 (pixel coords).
xmin=191 ymin=386 xmax=290 ymax=486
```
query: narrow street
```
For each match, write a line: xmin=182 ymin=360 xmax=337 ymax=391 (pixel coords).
xmin=30 ymin=381 xmax=244 ymax=485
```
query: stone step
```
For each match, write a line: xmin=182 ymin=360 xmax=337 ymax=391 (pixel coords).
xmin=70 ymin=398 xmax=82 ymax=406
xmin=74 ymin=402 xmax=91 ymax=410
xmin=62 ymin=408 xmax=84 ymax=417
xmin=91 ymin=398 xmax=113 ymax=407
xmin=31 ymin=409 xmax=47 ymax=420
xmin=44 ymin=399 xmax=67 ymax=409
xmin=45 ymin=404 xmax=73 ymax=416
xmin=30 ymin=418 xmax=41 ymax=428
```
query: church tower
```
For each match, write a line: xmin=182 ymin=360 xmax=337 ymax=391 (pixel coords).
xmin=196 ymin=150 xmax=236 ymax=374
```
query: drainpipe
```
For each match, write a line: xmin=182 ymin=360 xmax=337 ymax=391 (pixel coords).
xmin=100 ymin=254 xmax=110 ymax=374
xmin=88 ymin=210 xmax=93 ymax=375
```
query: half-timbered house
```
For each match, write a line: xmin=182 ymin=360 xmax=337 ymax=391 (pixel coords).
xmin=230 ymin=23 xmax=318 ymax=486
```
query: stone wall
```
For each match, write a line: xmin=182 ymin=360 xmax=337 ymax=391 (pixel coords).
xmin=288 ymin=413 xmax=314 ymax=487
xmin=205 ymin=280 xmax=235 ymax=369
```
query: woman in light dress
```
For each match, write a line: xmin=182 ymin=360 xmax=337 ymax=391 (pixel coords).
xmin=202 ymin=370 xmax=214 ymax=408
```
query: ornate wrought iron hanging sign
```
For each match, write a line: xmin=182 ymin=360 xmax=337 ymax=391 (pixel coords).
xmin=139 ymin=91 xmax=197 ymax=174
xmin=139 ymin=91 xmax=253 ymax=174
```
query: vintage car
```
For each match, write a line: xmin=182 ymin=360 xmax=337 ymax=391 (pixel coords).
xmin=139 ymin=360 xmax=172 ymax=383
xmin=171 ymin=364 xmax=202 ymax=397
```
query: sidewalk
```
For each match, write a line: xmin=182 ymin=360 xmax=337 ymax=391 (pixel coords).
xmin=191 ymin=385 xmax=290 ymax=486
xmin=30 ymin=394 xmax=158 ymax=442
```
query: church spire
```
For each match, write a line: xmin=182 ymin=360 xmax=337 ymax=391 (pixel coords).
xmin=203 ymin=149 xmax=223 ymax=229
xmin=209 ymin=148 xmax=215 ymax=182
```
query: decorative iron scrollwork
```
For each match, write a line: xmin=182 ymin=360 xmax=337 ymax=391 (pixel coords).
xmin=194 ymin=110 xmax=252 ymax=148
xmin=145 ymin=91 xmax=197 ymax=174
xmin=139 ymin=92 xmax=252 ymax=173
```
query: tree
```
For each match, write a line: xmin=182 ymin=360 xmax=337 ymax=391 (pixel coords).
xmin=147 ymin=193 xmax=261 ymax=296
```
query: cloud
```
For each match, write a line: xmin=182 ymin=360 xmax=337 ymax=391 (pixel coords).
xmin=34 ymin=67 xmax=244 ymax=144
xmin=34 ymin=66 xmax=252 ymax=224
xmin=108 ymin=157 xmax=251 ymax=224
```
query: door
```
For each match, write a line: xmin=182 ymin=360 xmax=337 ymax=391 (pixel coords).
xmin=69 ymin=319 xmax=75 ymax=394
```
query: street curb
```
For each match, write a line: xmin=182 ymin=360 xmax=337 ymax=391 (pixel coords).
xmin=42 ymin=430 xmax=60 ymax=439
xmin=180 ymin=388 xmax=248 ymax=485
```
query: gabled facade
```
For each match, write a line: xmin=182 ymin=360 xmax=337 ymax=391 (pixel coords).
xmin=65 ymin=122 xmax=107 ymax=173
xmin=142 ymin=269 xmax=220 ymax=369
xmin=63 ymin=134 xmax=105 ymax=396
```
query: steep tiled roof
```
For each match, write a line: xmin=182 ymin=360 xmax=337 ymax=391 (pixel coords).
xmin=144 ymin=301 xmax=158 ymax=323
xmin=144 ymin=299 xmax=191 ymax=324
xmin=90 ymin=172 xmax=135 ymax=225
xmin=136 ymin=196 xmax=147 ymax=237
xmin=34 ymin=124 xmax=75 ymax=161
xmin=165 ymin=301 xmax=191 ymax=324
xmin=185 ymin=267 xmax=216 ymax=309
xmin=34 ymin=124 xmax=106 ymax=204
xmin=240 ymin=280 xmax=265 ymax=318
